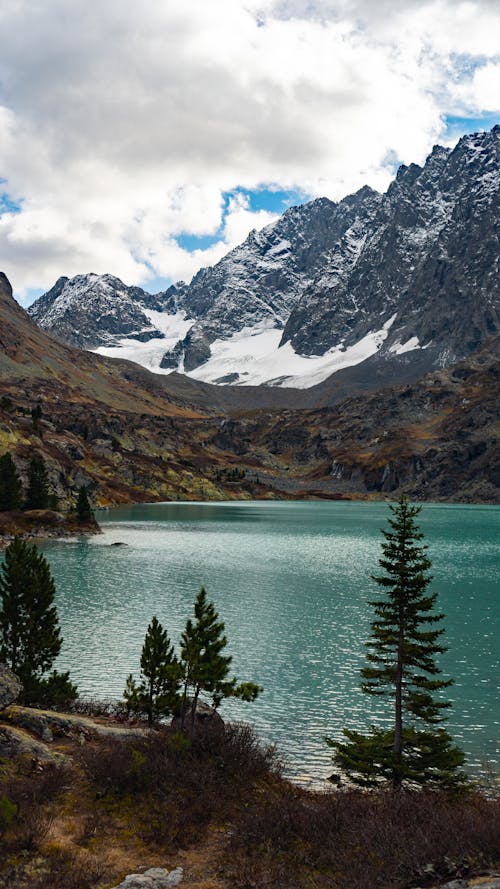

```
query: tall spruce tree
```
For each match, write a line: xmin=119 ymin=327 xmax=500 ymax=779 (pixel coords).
xmin=0 ymin=453 xmax=22 ymax=511
xmin=328 ymin=496 xmax=466 ymax=790
xmin=25 ymin=455 xmax=50 ymax=509
xmin=124 ymin=616 xmax=182 ymax=725
xmin=180 ymin=587 xmax=261 ymax=733
xmin=0 ymin=538 xmax=76 ymax=705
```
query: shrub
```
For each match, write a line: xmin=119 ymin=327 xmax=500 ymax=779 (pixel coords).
xmin=227 ymin=785 xmax=500 ymax=888
xmin=0 ymin=795 xmax=17 ymax=833
xmin=24 ymin=670 xmax=79 ymax=710
xmin=79 ymin=722 xmax=280 ymax=849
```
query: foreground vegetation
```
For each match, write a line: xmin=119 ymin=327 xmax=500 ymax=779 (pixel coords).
xmin=0 ymin=494 xmax=497 ymax=887
xmin=0 ymin=722 xmax=498 ymax=889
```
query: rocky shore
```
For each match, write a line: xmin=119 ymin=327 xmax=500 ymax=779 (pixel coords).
xmin=0 ymin=508 xmax=100 ymax=549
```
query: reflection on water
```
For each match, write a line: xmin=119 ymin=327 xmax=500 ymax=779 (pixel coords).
xmin=38 ymin=501 xmax=499 ymax=779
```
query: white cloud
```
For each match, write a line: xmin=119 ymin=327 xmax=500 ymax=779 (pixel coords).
xmin=451 ymin=61 xmax=500 ymax=112
xmin=0 ymin=0 xmax=498 ymax=297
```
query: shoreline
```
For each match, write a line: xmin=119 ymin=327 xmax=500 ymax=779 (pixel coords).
xmin=0 ymin=509 xmax=101 ymax=550
xmin=2 ymin=494 xmax=497 ymax=549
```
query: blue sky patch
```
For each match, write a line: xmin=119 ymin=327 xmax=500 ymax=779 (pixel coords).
xmin=0 ymin=191 xmax=21 ymax=215
xmin=176 ymin=187 xmax=306 ymax=253
xmin=444 ymin=113 xmax=500 ymax=142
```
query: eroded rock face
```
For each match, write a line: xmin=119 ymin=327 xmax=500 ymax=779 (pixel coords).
xmin=0 ymin=665 xmax=22 ymax=710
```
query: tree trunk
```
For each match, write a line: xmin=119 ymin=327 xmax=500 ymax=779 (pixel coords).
xmin=190 ymin=687 xmax=200 ymax=738
xmin=180 ymin=679 xmax=189 ymax=732
xmin=393 ymin=513 xmax=407 ymax=790
xmin=393 ymin=618 xmax=404 ymax=789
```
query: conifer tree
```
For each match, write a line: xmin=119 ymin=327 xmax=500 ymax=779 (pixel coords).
xmin=0 ymin=453 xmax=22 ymax=511
xmin=124 ymin=616 xmax=182 ymax=725
xmin=25 ymin=455 xmax=50 ymax=509
xmin=180 ymin=587 xmax=261 ymax=733
xmin=328 ymin=496 xmax=466 ymax=790
xmin=0 ymin=538 xmax=76 ymax=705
xmin=76 ymin=486 xmax=93 ymax=523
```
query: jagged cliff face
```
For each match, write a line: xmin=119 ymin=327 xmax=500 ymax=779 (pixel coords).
xmin=282 ymin=130 xmax=499 ymax=365
xmin=29 ymin=126 xmax=499 ymax=388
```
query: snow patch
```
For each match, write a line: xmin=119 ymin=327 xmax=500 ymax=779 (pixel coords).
xmin=389 ymin=336 xmax=420 ymax=355
xmin=187 ymin=314 xmax=397 ymax=389
xmin=93 ymin=311 xmax=193 ymax=373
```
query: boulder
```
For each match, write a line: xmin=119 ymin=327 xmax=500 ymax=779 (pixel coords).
xmin=111 ymin=866 xmax=183 ymax=888
xmin=0 ymin=664 xmax=22 ymax=711
xmin=171 ymin=699 xmax=224 ymax=739
xmin=8 ymin=709 xmax=53 ymax=742
xmin=0 ymin=724 xmax=63 ymax=762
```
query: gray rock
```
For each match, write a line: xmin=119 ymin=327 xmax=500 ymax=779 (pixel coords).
xmin=112 ymin=866 xmax=182 ymax=888
xmin=171 ymin=700 xmax=224 ymax=739
xmin=0 ymin=665 xmax=22 ymax=710
xmin=10 ymin=710 xmax=53 ymax=742
xmin=438 ymin=881 xmax=500 ymax=889
xmin=0 ymin=725 xmax=63 ymax=762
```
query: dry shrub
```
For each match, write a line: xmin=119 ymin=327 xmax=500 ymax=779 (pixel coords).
xmin=31 ymin=847 xmax=107 ymax=889
xmin=0 ymin=761 xmax=70 ymax=853
xmin=79 ymin=722 xmax=280 ymax=848
xmin=227 ymin=784 xmax=500 ymax=889
xmin=0 ymin=846 xmax=106 ymax=889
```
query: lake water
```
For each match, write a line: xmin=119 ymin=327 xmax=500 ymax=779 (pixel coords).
xmin=37 ymin=501 xmax=499 ymax=781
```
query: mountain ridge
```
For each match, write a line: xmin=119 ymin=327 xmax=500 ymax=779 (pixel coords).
xmin=27 ymin=124 xmax=500 ymax=392
xmin=2 ymin=272 xmax=499 ymax=505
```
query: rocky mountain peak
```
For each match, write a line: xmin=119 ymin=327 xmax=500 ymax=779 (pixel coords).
xmin=28 ymin=126 xmax=499 ymax=390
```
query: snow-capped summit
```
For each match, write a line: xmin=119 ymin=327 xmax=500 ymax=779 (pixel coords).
xmin=29 ymin=126 xmax=500 ymax=390
xmin=29 ymin=273 xmax=188 ymax=350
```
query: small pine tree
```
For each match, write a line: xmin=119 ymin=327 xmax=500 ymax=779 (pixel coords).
xmin=25 ymin=455 xmax=50 ymax=509
xmin=180 ymin=587 xmax=261 ymax=733
xmin=76 ymin=486 xmax=93 ymax=523
xmin=31 ymin=403 xmax=43 ymax=433
xmin=0 ymin=538 xmax=75 ymax=705
xmin=124 ymin=616 xmax=182 ymax=725
xmin=0 ymin=453 xmax=22 ymax=511
xmin=328 ymin=496 xmax=466 ymax=790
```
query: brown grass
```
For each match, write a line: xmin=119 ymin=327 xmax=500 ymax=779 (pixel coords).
xmin=0 ymin=723 xmax=498 ymax=889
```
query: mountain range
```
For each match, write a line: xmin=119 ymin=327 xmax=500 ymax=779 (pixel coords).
xmin=1 ymin=264 xmax=499 ymax=505
xmin=29 ymin=126 xmax=499 ymax=392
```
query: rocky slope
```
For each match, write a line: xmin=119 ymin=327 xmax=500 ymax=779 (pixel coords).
xmin=3 ymin=272 xmax=499 ymax=504
xmin=208 ymin=335 xmax=499 ymax=504
xmin=29 ymin=127 xmax=499 ymax=389
xmin=0 ymin=271 xmax=265 ymax=505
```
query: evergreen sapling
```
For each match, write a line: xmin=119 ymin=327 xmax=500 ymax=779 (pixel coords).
xmin=0 ymin=537 xmax=77 ymax=705
xmin=124 ymin=616 xmax=182 ymax=725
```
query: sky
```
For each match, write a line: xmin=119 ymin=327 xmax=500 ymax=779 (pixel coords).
xmin=0 ymin=0 xmax=499 ymax=305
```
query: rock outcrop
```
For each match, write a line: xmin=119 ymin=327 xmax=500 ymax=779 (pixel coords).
xmin=0 ymin=665 xmax=22 ymax=711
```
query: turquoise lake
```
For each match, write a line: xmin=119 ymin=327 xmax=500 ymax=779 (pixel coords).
xmin=37 ymin=501 xmax=498 ymax=781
